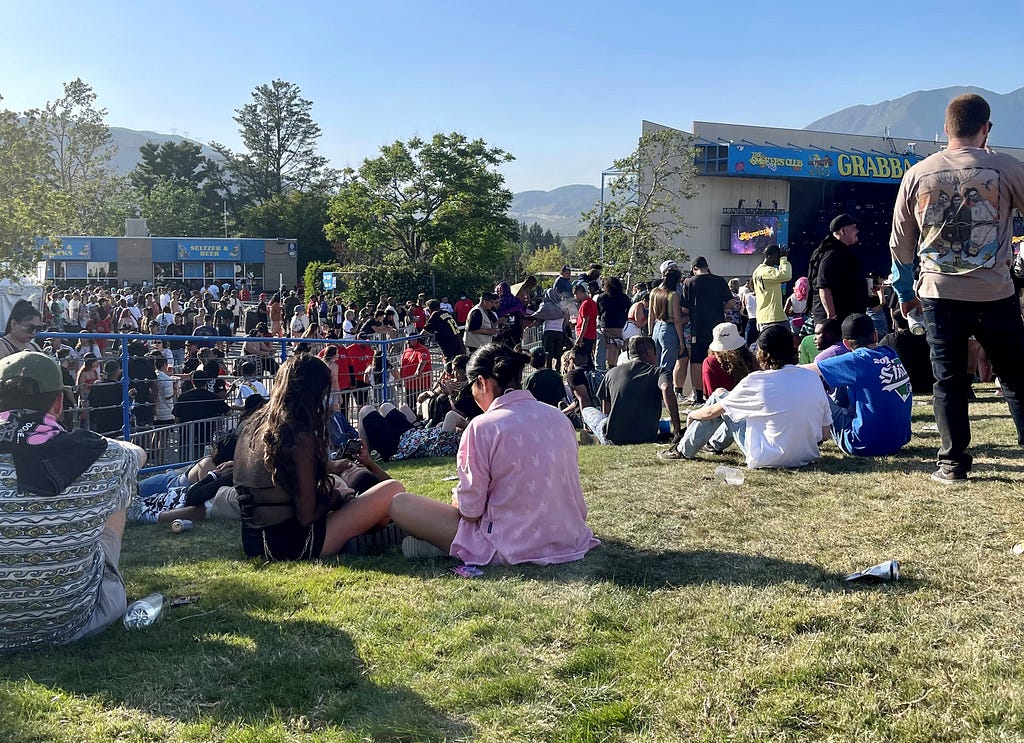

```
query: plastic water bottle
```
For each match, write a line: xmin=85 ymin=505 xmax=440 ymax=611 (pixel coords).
xmin=714 ymin=465 xmax=745 ymax=486
xmin=123 ymin=593 xmax=167 ymax=629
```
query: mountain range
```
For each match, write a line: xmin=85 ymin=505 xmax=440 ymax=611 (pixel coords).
xmin=805 ymin=85 xmax=1024 ymax=146
xmin=104 ymin=85 xmax=1024 ymax=237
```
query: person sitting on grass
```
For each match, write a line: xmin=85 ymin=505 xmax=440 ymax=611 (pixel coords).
xmin=232 ymin=353 xmax=406 ymax=561
xmin=801 ymin=313 xmax=912 ymax=457
xmin=559 ymin=346 xmax=595 ymax=425
xmin=577 ymin=336 xmax=681 ymax=446
xmin=658 ymin=325 xmax=832 ymax=469
xmin=0 ymin=352 xmax=145 ymax=650
xmin=525 ymin=346 xmax=567 ymax=408
xmin=389 ymin=343 xmax=601 ymax=565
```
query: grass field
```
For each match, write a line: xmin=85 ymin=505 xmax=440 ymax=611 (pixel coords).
xmin=4 ymin=386 xmax=1024 ymax=742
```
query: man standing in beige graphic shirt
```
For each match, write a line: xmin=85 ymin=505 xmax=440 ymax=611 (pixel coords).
xmin=890 ymin=92 xmax=1024 ymax=483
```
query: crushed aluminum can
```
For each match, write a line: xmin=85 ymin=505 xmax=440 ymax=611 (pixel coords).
xmin=170 ymin=519 xmax=193 ymax=533
xmin=845 ymin=559 xmax=900 ymax=583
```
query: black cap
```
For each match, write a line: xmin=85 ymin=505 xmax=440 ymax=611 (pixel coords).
xmin=692 ymin=256 xmax=709 ymax=270
xmin=830 ymin=214 xmax=856 ymax=232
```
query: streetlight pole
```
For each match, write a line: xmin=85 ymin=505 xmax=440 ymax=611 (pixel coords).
xmin=599 ymin=168 xmax=623 ymax=264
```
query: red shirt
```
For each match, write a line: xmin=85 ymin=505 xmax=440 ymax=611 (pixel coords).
xmin=410 ymin=305 xmax=427 ymax=330
xmin=454 ymin=299 xmax=474 ymax=325
xmin=702 ymin=354 xmax=735 ymax=394
xmin=320 ymin=347 xmax=351 ymax=390
xmin=576 ymin=297 xmax=598 ymax=341
xmin=400 ymin=344 xmax=432 ymax=391
xmin=345 ymin=343 xmax=375 ymax=386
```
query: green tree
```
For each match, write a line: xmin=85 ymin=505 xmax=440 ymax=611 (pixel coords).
xmin=36 ymin=78 xmax=127 ymax=235
xmin=577 ymin=128 xmax=701 ymax=276
xmin=524 ymin=245 xmax=567 ymax=276
xmin=132 ymin=140 xmax=229 ymax=236
xmin=212 ymin=79 xmax=335 ymax=206
xmin=0 ymin=104 xmax=58 ymax=277
xmin=325 ymin=132 xmax=517 ymax=269
xmin=140 ymin=179 xmax=222 ymax=237
xmin=240 ymin=190 xmax=334 ymax=276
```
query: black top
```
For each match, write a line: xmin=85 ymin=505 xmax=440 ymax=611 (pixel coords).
xmin=595 ymin=360 xmax=670 ymax=445
xmin=424 ymin=310 xmax=465 ymax=359
xmin=810 ymin=234 xmax=866 ymax=324
xmin=87 ymin=380 xmax=126 ymax=438
xmin=165 ymin=322 xmax=192 ymax=350
xmin=173 ymin=388 xmax=229 ymax=423
xmin=127 ymin=356 xmax=156 ymax=426
xmin=597 ymin=292 xmax=630 ymax=329
xmin=526 ymin=368 xmax=566 ymax=408
xmin=682 ymin=273 xmax=733 ymax=343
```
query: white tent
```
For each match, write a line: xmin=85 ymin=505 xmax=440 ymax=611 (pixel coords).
xmin=0 ymin=277 xmax=45 ymax=332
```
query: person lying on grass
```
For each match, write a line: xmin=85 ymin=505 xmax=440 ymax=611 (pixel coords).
xmin=390 ymin=343 xmax=601 ymax=564
xmin=233 ymin=353 xmax=405 ymax=562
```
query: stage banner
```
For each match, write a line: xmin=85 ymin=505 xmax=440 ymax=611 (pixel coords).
xmin=176 ymin=240 xmax=242 ymax=260
xmin=727 ymin=144 xmax=922 ymax=183
xmin=35 ymin=237 xmax=92 ymax=259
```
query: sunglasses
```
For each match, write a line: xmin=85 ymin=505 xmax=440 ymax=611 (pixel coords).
xmin=23 ymin=323 xmax=45 ymax=333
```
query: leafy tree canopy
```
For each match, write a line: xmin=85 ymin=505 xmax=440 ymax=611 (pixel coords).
xmin=212 ymin=79 xmax=336 ymax=206
xmin=576 ymin=128 xmax=701 ymax=277
xmin=325 ymin=132 xmax=517 ymax=270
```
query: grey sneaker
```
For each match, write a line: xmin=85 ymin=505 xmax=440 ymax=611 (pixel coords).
xmin=402 ymin=536 xmax=446 ymax=559
xmin=931 ymin=468 xmax=968 ymax=484
xmin=658 ymin=448 xmax=686 ymax=461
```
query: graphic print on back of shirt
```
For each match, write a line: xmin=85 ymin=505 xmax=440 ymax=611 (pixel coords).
xmin=916 ymin=168 xmax=1000 ymax=274
xmin=877 ymin=354 xmax=912 ymax=403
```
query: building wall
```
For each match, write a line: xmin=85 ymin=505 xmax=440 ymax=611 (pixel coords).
xmin=117 ymin=239 xmax=154 ymax=285
xmin=679 ymin=176 xmax=791 ymax=279
xmin=640 ymin=118 xmax=1024 ymax=281
xmin=262 ymin=240 xmax=299 ymax=291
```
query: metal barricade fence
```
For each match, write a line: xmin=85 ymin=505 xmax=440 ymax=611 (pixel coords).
xmin=37 ymin=329 xmax=439 ymax=475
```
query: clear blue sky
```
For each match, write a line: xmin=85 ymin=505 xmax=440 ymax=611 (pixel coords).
xmin=4 ymin=0 xmax=1023 ymax=193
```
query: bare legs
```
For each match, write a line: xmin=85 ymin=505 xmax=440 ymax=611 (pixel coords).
xmin=389 ymin=492 xmax=460 ymax=553
xmin=320 ymin=478 xmax=406 ymax=556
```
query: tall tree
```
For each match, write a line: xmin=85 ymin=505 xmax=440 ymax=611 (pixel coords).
xmin=36 ymin=78 xmax=127 ymax=235
xmin=577 ymin=128 xmax=701 ymax=275
xmin=131 ymin=140 xmax=221 ymax=194
xmin=212 ymin=79 xmax=334 ymax=206
xmin=131 ymin=140 xmax=228 ymax=235
xmin=325 ymin=132 xmax=516 ymax=269
xmin=0 ymin=103 xmax=60 ymax=278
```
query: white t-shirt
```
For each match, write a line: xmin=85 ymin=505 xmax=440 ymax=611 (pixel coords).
xmin=719 ymin=365 xmax=831 ymax=469
xmin=743 ymin=291 xmax=757 ymax=318
xmin=342 ymin=320 xmax=356 ymax=340
xmin=543 ymin=317 xmax=564 ymax=332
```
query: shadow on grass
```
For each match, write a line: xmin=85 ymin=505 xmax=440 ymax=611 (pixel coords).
xmin=520 ymin=539 xmax=857 ymax=591
xmin=368 ymin=539 xmax=919 ymax=594
xmin=0 ymin=583 xmax=471 ymax=742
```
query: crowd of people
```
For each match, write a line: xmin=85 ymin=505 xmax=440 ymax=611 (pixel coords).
xmin=3 ymin=92 xmax=1024 ymax=652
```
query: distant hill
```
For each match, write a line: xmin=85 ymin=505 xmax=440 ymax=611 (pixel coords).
xmin=106 ymin=126 xmax=222 ymax=173
xmin=805 ymin=85 xmax=1024 ymax=147
xmin=509 ymin=184 xmax=599 ymax=236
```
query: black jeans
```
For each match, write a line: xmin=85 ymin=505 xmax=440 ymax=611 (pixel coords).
xmin=922 ymin=294 xmax=1024 ymax=474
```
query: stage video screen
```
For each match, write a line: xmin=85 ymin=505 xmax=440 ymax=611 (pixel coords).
xmin=730 ymin=214 xmax=778 ymax=255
